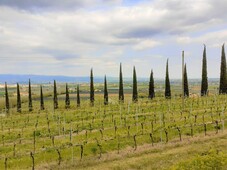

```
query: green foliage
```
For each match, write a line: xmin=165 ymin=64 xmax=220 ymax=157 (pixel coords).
xmin=53 ymin=80 xmax=58 ymax=109
xmin=148 ymin=69 xmax=155 ymax=99
xmin=201 ymin=45 xmax=208 ymax=96
xmin=40 ymin=85 xmax=44 ymax=110
xmin=184 ymin=64 xmax=189 ymax=97
xmin=5 ymin=82 xmax=9 ymax=113
xmin=172 ymin=149 xmax=227 ymax=170
xmin=28 ymin=79 xmax=33 ymax=112
xmin=90 ymin=69 xmax=95 ymax=106
xmin=104 ymin=75 xmax=108 ymax=105
xmin=165 ymin=59 xmax=171 ymax=99
xmin=77 ymin=84 xmax=80 ymax=107
xmin=219 ymin=44 xmax=227 ymax=94
xmin=91 ymin=147 xmax=97 ymax=155
xmin=119 ymin=63 xmax=124 ymax=103
xmin=17 ymin=83 xmax=21 ymax=113
xmin=132 ymin=66 xmax=138 ymax=102
xmin=34 ymin=130 xmax=41 ymax=137
xmin=65 ymin=83 xmax=70 ymax=109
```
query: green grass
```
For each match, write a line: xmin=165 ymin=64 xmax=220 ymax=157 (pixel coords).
xmin=0 ymin=83 xmax=226 ymax=169
xmin=45 ymin=131 xmax=227 ymax=170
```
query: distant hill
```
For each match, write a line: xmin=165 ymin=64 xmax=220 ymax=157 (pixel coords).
xmin=0 ymin=74 xmax=151 ymax=84
xmin=0 ymin=74 xmax=219 ymax=84
xmin=0 ymin=74 xmax=101 ymax=84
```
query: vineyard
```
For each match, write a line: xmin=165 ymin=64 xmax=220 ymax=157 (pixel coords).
xmin=1 ymin=0 xmax=227 ymax=169
xmin=0 ymin=83 xmax=227 ymax=169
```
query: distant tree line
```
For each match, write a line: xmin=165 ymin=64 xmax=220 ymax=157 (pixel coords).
xmin=3 ymin=44 xmax=227 ymax=112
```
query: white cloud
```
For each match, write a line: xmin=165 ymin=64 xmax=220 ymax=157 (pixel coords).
xmin=0 ymin=0 xmax=227 ymax=77
xmin=176 ymin=36 xmax=192 ymax=44
xmin=133 ymin=39 xmax=161 ymax=50
xmin=176 ymin=30 xmax=227 ymax=47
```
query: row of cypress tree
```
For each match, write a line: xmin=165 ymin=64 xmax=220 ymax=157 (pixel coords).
xmin=166 ymin=43 xmax=226 ymax=98
xmin=4 ymin=80 xmax=81 ymax=113
xmin=4 ymin=64 xmax=148 ymax=112
xmin=4 ymin=44 xmax=226 ymax=112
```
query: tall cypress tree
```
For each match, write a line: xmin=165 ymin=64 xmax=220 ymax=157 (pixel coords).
xmin=28 ymin=79 xmax=33 ymax=112
xmin=90 ymin=68 xmax=94 ymax=106
xmin=219 ymin=44 xmax=227 ymax=94
xmin=53 ymin=80 xmax=58 ymax=109
xmin=77 ymin=84 xmax=80 ymax=107
xmin=119 ymin=63 xmax=124 ymax=103
xmin=132 ymin=66 xmax=138 ymax=102
xmin=104 ymin=75 xmax=108 ymax=105
xmin=165 ymin=59 xmax=171 ymax=99
xmin=65 ymin=83 xmax=70 ymax=109
xmin=5 ymin=82 xmax=9 ymax=113
xmin=184 ymin=64 xmax=189 ymax=97
xmin=40 ymin=85 xmax=45 ymax=110
xmin=148 ymin=69 xmax=155 ymax=99
xmin=201 ymin=45 xmax=208 ymax=96
xmin=17 ymin=83 xmax=21 ymax=112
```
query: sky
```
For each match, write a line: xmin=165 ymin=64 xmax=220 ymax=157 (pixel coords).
xmin=0 ymin=0 xmax=227 ymax=79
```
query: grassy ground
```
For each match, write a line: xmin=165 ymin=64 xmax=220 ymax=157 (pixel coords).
xmin=47 ymin=130 xmax=227 ymax=170
xmin=0 ymin=83 xmax=226 ymax=169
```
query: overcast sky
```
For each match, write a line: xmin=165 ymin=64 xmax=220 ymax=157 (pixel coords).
xmin=0 ymin=0 xmax=227 ymax=78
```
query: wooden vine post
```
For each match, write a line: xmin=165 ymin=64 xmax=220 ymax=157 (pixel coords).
xmin=30 ymin=152 xmax=35 ymax=170
xmin=56 ymin=149 xmax=62 ymax=166
xmin=133 ymin=135 xmax=137 ymax=151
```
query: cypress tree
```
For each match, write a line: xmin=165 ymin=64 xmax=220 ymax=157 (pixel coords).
xmin=148 ymin=69 xmax=155 ymax=99
xmin=77 ymin=84 xmax=80 ymax=107
xmin=5 ymin=82 xmax=9 ymax=113
xmin=184 ymin=64 xmax=189 ymax=97
xmin=219 ymin=44 xmax=227 ymax=94
xmin=104 ymin=75 xmax=108 ymax=105
xmin=40 ymin=85 xmax=45 ymax=110
xmin=119 ymin=63 xmax=124 ymax=103
xmin=53 ymin=80 xmax=58 ymax=109
xmin=201 ymin=45 xmax=208 ymax=96
xmin=132 ymin=66 xmax=138 ymax=102
xmin=90 ymin=68 xmax=94 ymax=106
xmin=17 ymin=83 xmax=21 ymax=113
xmin=28 ymin=79 xmax=33 ymax=112
xmin=65 ymin=83 xmax=70 ymax=109
xmin=165 ymin=59 xmax=171 ymax=99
